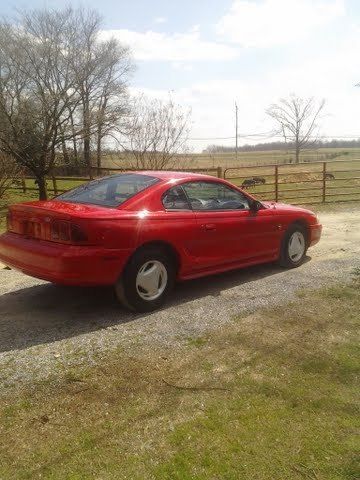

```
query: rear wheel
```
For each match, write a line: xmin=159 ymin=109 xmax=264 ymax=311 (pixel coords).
xmin=279 ymin=224 xmax=307 ymax=268
xmin=115 ymin=247 xmax=175 ymax=312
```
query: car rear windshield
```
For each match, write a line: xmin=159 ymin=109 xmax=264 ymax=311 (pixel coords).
xmin=56 ymin=174 xmax=160 ymax=208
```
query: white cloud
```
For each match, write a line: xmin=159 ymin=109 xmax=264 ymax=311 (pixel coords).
xmin=154 ymin=16 xmax=167 ymax=24
xmin=216 ymin=0 xmax=345 ymax=47
xmin=131 ymin=27 xmax=360 ymax=153
xmin=103 ymin=0 xmax=359 ymax=152
xmin=99 ymin=28 xmax=239 ymax=61
xmin=171 ymin=62 xmax=194 ymax=72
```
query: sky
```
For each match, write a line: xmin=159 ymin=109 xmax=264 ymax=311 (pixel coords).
xmin=1 ymin=0 xmax=360 ymax=151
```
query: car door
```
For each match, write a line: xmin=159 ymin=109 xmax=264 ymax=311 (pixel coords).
xmin=181 ymin=180 xmax=280 ymax=268
xmin=161 ymin=184 xmax=201 ymax=274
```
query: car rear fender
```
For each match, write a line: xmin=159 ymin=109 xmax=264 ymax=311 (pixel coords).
xmin=123 ymin=240 xmax=181 ymax=276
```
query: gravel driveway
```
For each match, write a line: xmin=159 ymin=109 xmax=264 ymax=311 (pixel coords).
xmin=1 ymin=205 xmax=359 ymax=391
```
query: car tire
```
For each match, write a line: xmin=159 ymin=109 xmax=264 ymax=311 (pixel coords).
xmin=115 ymin=246 xmax=175 ymax=312
xmin=279 ymin=224 xmax=307 ymax=268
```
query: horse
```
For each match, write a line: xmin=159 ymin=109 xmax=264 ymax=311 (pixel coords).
xmin=252 ymin=176 xmax=266 ymax=185
xmin=241 ymin=179 xmax=256 ymax=189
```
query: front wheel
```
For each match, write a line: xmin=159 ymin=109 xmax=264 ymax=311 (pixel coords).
xmin=279 ymin=225 xmax=307 ymax=268
xmin=115 ymin=247 xmax=175 ymax=312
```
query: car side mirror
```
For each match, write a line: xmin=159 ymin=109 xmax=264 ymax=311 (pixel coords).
xmin=249 ymin=200 xmax=263 ymax=212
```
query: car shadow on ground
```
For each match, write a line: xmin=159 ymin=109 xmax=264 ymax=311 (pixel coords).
xmin=0 ymin=257 xmax=311 ymax=353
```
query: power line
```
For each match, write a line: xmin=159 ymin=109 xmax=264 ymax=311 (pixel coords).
xmin=114 ymin=132 xmax=360 ymax=144
xmin=186 ymin=133 xmax=360 ymax=141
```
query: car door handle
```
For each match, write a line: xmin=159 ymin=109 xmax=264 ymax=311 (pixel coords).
xmin=202 ymin=223 xmax=216 ymax=231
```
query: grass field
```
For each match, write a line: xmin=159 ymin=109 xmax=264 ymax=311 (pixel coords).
xmin=0 ymin=280 xmax=359 ymax=479
xmin=84 ymin=149 xmax=360 ymax=204
xmin=102 ymin=147 xmax=360 ymax=169
xmin=224 ymin=159 xmax=360 ymax=204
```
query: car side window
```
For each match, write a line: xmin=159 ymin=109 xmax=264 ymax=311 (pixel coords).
xmin=162 ymin=186 xmax=192 ymax=211
xmin=182 ymin=181 xmax=250 ymax=211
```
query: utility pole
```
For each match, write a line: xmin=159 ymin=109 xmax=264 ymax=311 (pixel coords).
xmin=235 ymin=102 xmax=238 ymax=162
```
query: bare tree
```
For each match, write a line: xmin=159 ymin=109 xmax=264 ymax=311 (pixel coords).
xmin=0 ymin=10 xmax=83 ymax=199
xmin=93 ymin=41 xmax=132 ymax=174
xmin=0 ymin=8 xmax=133 ymax=197
xmin=123 ymin=96 xmax=191 ymax=170
xmin=72 ymin=12 xmax=133 ymax=177
xmin=266 ymin=94 xmax=325 ymax=163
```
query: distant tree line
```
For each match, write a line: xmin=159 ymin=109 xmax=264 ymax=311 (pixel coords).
xmin=203 ymin=138 xmax=360 ymax=154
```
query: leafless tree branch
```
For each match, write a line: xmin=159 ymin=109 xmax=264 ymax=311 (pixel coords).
xmin=266 ymin=94 xmax=325 ymax=163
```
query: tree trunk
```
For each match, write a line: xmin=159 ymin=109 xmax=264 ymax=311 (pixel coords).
xmin=69 ymin=110 xmax=78 ymax=165
xmin=295 ymin=146 xmax=300 ymax=163
xmin=96 ymin=128 xmax=102 ymax=176
xmin=36 ymin=175 xmax=48 ymax=200
xmin=96 ymin=97 xmax=107 ymax=176
xmin=83 ymin=94 xmax=93 ymax=179
xmin=61 ymin=134 xmax=70 ymax=165
xmin=84 ymin=136 xmax=92 ymax=179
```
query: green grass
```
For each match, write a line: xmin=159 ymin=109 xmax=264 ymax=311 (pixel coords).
xmin=0 ymin=189 xmax=39 ymax=233
xmin=0 ymin=179 xmax=87 ymax=233
xmin=0 ymin=282 xmax=359 ymax=479
xmin=21 ymin=177 xmax=88 ymax=194
xmin=186 ymin=336 xmax=208 ymax=348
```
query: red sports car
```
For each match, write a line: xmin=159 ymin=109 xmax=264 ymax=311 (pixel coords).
xmin=0 ymin=171 xmax=322 ymax=311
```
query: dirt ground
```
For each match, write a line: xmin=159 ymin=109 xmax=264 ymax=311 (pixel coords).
xmin=0 ymin=203 xmax=359 ymax=392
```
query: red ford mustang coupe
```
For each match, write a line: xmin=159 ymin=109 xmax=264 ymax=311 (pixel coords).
xmin=0 ymin=171 xmax=322 ymax=311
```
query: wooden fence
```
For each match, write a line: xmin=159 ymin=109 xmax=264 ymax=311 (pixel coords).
xmin=9 ymin=176 xmax=90 ymax=196
xmin=224 ymin=160 xmax=360 ymax=205
xmin=7 ymin=160 xmax=360 ymax=205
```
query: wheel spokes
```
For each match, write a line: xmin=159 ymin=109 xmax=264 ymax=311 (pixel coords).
xmin=137 ymin=263 xmax=161 ymax=297
xmin=136 ymin=260 xmax=168 ymax=300
xmin=288 ymin=232 xmax=305 ymax=260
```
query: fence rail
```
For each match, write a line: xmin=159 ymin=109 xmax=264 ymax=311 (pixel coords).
xmin=224 ymin=160 xmax=360 ymax=204
xmin=6 ymin=159 xmax=360 ymax=205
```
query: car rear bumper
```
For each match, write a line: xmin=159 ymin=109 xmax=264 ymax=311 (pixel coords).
xmin=309 ymin=223 xmax=322 ymax=247
xmin=0 ymin=232 xmax=131 ymax=286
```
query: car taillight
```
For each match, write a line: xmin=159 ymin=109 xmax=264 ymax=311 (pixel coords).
xmin=70 ymin=223 xmax=88 ymax=242
xmin=51 ymin=220 xmax=70 ymax=241
xmin=50 ymin=220 xmax=88 ymax=243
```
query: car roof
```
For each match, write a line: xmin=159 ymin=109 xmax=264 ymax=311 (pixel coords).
xmin=133 ymin=170 xmax=219 ymax=181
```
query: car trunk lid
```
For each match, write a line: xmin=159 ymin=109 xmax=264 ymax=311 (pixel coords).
xmin=6 ymin=200 xmax=129 ymax=244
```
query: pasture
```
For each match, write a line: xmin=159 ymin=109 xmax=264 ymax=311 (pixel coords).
xmin=224 ymin=159 xmax=360 ymax=204
xmin=1 ymin=148 xmax=360 ymax=234
xmin=100 ymin=146 xmax=360 ymax=169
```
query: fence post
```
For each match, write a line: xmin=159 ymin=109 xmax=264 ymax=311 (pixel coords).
xmin=322 ymin=162 xmax=327 ymax=203
xmin=275 ymin=165 xmax=279 ymax=202
xmin=217 ymin=166 xmax=223 ymax=178
xmin=21 ymin=175 xmax=26 ymax=193
xmin=52 ymin=176 xmax=58 ymax=196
